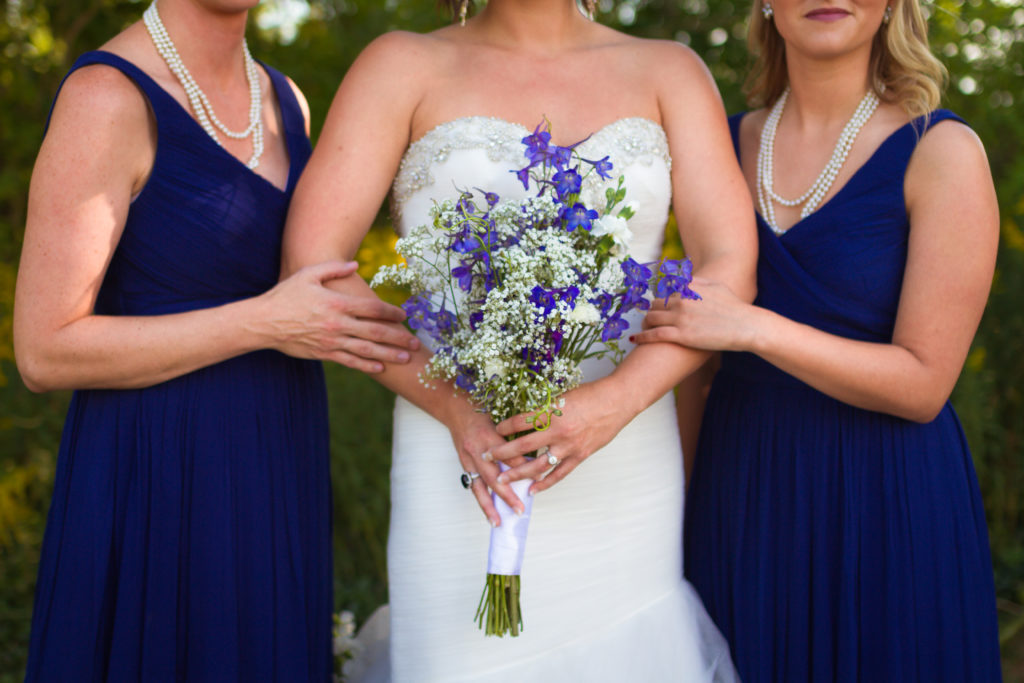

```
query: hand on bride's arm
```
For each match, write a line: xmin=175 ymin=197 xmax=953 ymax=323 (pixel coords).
xmin=254 ymin=260 xmax=420 ymax=373
xmin=631 ymin=277 xmax=762 ymax=352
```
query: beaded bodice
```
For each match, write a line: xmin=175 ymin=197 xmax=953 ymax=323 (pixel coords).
xmin=392 ymin=116 xmax=672 ymax=264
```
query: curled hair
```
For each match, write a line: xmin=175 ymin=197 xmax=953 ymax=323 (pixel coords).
xmin=745 ymin=0 xmax=947 ymax=119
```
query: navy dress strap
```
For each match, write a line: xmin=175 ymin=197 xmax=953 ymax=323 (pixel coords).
xmin=259 ymin=62 xmax=311 ymax=193
xmin=45 ymin=51 xmax=174 ymax=134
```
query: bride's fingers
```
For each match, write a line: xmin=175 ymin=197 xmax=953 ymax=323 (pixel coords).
xmin=497 ymin=454 xmax=553 ymax=484
xmin=488 ymin=431 xmax=549 ymax=462
xmin=468 ymin=477 xmax=501 ymax=526
xmin=530 ymin=459 xmax=578 ymax=494
xmin=495 ymin=412 xmax=541 ymax=438
xmin=642 ymin=309 xmax=678 ymax=329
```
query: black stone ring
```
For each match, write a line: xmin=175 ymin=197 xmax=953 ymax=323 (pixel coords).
xmin=461 ymin=471 xmax=480 ymax=489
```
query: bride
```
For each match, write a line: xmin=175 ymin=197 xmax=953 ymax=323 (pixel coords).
xmin=283 ymin=0 xmax=755 ymax=680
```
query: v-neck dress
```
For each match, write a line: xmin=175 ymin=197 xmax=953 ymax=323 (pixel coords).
xmin=683 ymin=110 xmax=1002 ymax=682
xmin=25 ymin=51 xmax=331 ymax=682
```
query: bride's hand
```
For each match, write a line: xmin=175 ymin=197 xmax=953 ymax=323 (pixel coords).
xmin=486 ymin=378 xmax=632 ymax=494
xmin=446 ymin=402 xmax=531 ymax=525
xmin=632 ymin=277 xmax=757 ymax=352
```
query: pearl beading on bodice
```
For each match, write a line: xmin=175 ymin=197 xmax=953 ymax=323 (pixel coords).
xmin=391 ymin=116 xmax=671 ymax=223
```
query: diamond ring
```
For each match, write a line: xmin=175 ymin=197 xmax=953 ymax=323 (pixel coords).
xmin=461 ymin=471 xmax=480 ymax=489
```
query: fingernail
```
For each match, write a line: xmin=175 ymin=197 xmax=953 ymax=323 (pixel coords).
xmin=629 ymin=335 xmax=636 ymax=342
xmin=515 ymin=506 xmax=525 ymax=516
xmin=397 ymin=352 xmax=410 ymax=362
xmin=490 ymin=519 xmax=498 ymax=528
xmin=497 ymin=474 xmax=508 ymax=484
xmin=481 ymin=451 xmax=493 ymax=462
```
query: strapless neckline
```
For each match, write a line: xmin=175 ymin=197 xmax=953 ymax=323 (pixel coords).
xmin=392 ymin=115 xmax=672 ymax=217
xmin=407 ymin=114 xmax=667 ymax=151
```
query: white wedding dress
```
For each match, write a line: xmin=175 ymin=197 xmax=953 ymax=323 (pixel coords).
xmin=356 ymin=116 xmax=737 ymax=683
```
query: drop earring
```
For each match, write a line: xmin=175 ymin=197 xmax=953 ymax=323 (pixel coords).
xmin=762 ymin=3 xmax=774 ymax=19
xmin=882 ymin=5 xmax=892 ymax=24
xmin=459 ymin=0 xmax=469 ymax=26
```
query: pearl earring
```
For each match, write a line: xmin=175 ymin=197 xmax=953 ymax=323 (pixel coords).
xmin=882 ymin=5 xmax=892 ymax=24
xmin=459 ymin=0 xmax=469 ymax=26
xmin=762 ymin=3 xmax=774 ymax=19
xmin=583 ymin=0 xmax=597 ymax=20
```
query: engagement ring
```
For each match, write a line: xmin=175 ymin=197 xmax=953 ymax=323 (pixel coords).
xmin=460 ymin=471 xmax=480 ymax=489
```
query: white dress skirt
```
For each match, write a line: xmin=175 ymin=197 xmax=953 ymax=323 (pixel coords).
xmin=354 ymin=116 xmax=737 ymax=683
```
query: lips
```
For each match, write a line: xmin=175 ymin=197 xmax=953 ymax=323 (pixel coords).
xmin=805 ymin=7 xmax=851 ymax=20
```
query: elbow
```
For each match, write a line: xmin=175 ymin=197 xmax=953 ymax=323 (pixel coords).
xmin=891 ymin=392 xmax=948 ymax=424
xmin=15 ymin=354 xmax=54 ymax=393
xmin=13 ymin=336 xmax=61 ymax=393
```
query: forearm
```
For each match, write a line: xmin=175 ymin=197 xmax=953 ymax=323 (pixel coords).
xmin=749 ymin=307 xmax=954 ymax=422
xmin=16 ymin=297 xmax=267 ymax=392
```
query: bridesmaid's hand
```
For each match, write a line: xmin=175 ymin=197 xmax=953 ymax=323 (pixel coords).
xmin=632 ymin=277 xmax=757 ymax=352
xmin=485 ymin=378 xmax=635 ymax=494
xmin=444 ymin=402 xmax=530 ymax=526
xmin=254 ymin=260 xmax=420 ymax=373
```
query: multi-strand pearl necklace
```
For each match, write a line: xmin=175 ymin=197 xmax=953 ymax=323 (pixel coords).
xmin=756 ymin=87 xmax=880 ymax=235
xmin=143 ymin=1 xmax=264 ymax=169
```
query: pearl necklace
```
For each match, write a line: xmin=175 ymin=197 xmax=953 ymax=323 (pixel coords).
xmin=143 ymin=1 xmax=264 ymax=169
xmin=756 ymin=87 xmax=880 ymax=235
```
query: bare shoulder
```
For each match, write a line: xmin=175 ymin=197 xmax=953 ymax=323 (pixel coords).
xmin=48 ymin=61 xmax=150 ymax=135
xmin=906 ymin=116 xmax=991 ymax=198
xmin=350 ymin=29 xmax=451 ymax=83
xmin=911 ymin=116 xmax=988 ymax=171
xmin=632 ymin=39 xmax=714 ymax=83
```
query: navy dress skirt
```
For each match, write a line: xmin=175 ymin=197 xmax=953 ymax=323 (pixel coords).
xmin=684 ymin=111 xmax=1002 ymax=682
xmin=25 ymin=52 xmax=332 ymax=681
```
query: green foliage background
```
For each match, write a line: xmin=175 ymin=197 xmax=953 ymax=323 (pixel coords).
xmin=1 ymin=0 xmax=1023 ymax=679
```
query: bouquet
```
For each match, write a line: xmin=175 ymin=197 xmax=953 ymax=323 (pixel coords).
xmin=372 ymin=121 xmax=699 ymax=637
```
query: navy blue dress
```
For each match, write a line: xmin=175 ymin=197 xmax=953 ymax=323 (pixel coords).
xmin=25 ymin=52 xmax=332 ymax=682
xmin=684 ymin=111 xmax=1001 ymax=682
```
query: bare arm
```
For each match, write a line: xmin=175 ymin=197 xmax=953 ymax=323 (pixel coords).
xmin=13 ymin=66 xmax=411 ymax=393
xmin=281 ymin=33 xmax=521 ymax=522
xmin=636 ymin=121 xmax=998 ymax=423
xmin=491 ymin=43 xmax=758 ymax=490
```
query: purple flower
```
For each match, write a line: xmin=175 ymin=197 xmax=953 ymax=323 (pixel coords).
xmin=621 ymin=258 xmax=653 ymax=287
xmin=455 ymin=370 xmax=477 ymax=393
xmin=476 ymin=188 xmax=500 ymax=208
xmin=552 ymin=146 xmax=574 ymax=169
xmin=402 ymin=295 xmax=434 ymax=332
xmin=451 ymin=261 xmax=474 ymax=291
xmin=514 ymin=166 xmax=532 ymax=191
xmin=585 ymin=155 xmax=614 ymax=180
xmin=563 ymin=203 xmax=599 ymax=232
xmin=522 ymin=124 xmax=553 ymax=165
xmin=529 ymin=286 xmax=557 ymax=316
xmin=552 ymin=168 xmax=582 ymax=198
xmin=602 ymin=314 xmax=630 ymax=342
xmin=654 ymin=258 xmax=701 ymax=301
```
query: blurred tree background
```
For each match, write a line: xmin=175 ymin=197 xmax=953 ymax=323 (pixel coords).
xmin=1 ymin=0 xmax=1022 ymax=679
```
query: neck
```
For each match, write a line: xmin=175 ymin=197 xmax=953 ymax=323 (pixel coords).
xmin=473 ymin=0 xmax=590 ymax=51
xmin=783 ymin=51 xmax=874 ymax=131
xmin=151 ymin=0 xmax=250 ymax=85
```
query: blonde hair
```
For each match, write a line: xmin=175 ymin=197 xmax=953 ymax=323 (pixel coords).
xmin=745 ymin=0 xmax=947 ymax=119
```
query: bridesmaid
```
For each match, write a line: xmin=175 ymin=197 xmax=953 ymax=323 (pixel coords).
xmin=13 ymin=0 xmax=418 ymax=679
xmin=634 ymin=0 xmax=1002 ymax=680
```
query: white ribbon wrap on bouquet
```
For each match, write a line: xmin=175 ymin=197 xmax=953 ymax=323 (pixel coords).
xmin=486 ymin=467 xmax=534 ymax=575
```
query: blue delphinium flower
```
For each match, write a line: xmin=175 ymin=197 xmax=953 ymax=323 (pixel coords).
xmin=602 ymin=314 xmax=630 ymax=342
xmin=529 ymin=286 xmax=557 ymax=316
xmin=584 ymin=155 xmax=613 ymax=180
xmin=522 ymin=124 xmax=553 ymax=165
xmin=552 ymin=168 xmax=582 ymax=198
xmin=563 ymin=203 xmax=599 ymax=232
xmin=654 ymin=259 xmax=701 ymax=301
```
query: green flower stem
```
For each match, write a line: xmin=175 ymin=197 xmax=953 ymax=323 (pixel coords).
xmin=475 ymin=573 xmax=523 ymax=637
